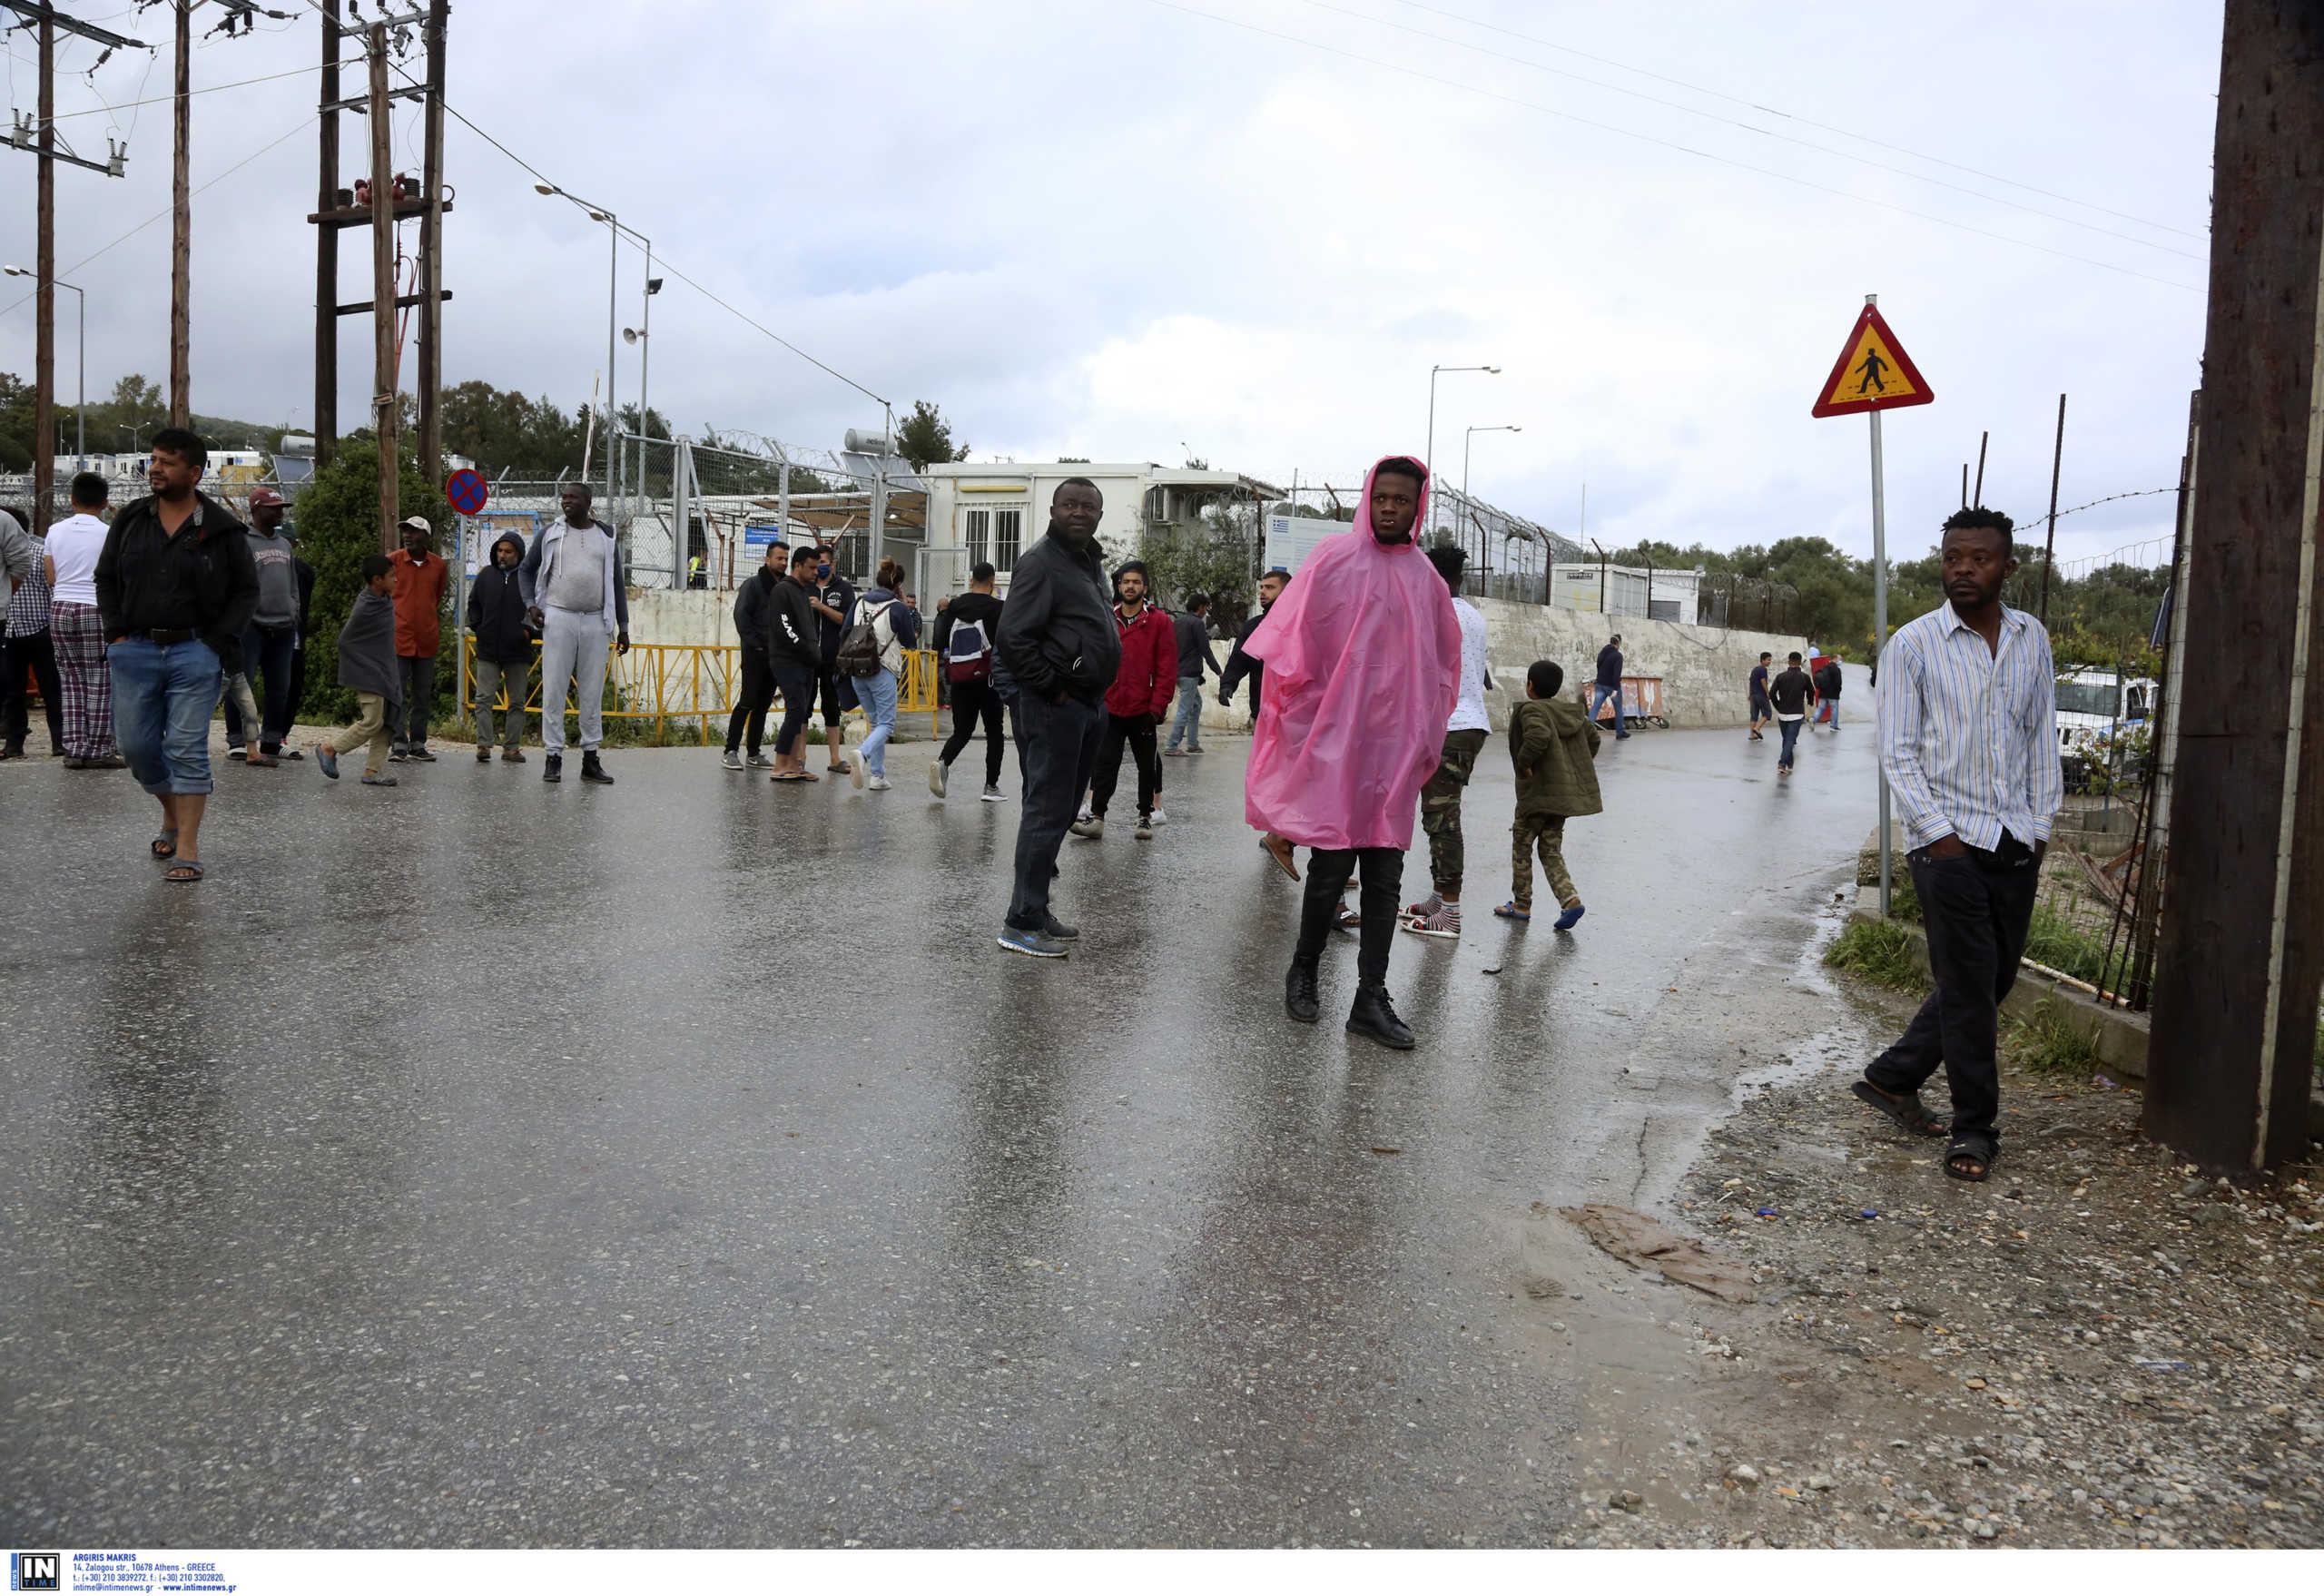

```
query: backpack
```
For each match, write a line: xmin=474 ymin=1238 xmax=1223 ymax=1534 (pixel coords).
xmin=946 ymin=615 xmax=994 ymax=685
xmin=836 ymin=597 xmax=893 ymax=678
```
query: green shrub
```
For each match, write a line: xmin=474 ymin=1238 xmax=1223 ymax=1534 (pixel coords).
xmin=1825 ymin=920 xmax=1924 ymax=992
xmin=2004 ymin=999 xmax=2099 ymax=1079
xmin=2024 ymin=900 xmax=2113 ymax=987
xmin=290 ymin=436 xmax=452 ymax=726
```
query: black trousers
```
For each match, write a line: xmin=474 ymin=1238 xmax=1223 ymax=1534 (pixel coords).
xmin=1088 ymin=712 xmax=1158 ymax=818
xmin=1866 ymin=840 xmax=2040 ymax=1142
xmin=1008 ymin=693 xmax=1105 ymax=929
xmin=394 ymin=654 xmax=437 ymax=751
xmin=288 ymin=642 xmax=309 ymax=728
xmin=1295 ymin=846 xmax=1404 ymax=989
xmin=724 ymin=648 xmax=776 ymax=754
xmin=940 ymin=676 xmax=1006 ymax=786
xmin=2 ymin=627 xmax=63 ymax=751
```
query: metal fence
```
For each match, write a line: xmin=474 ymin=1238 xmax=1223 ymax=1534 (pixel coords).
xmin=457 ymin=638 xmax=944 ymax=744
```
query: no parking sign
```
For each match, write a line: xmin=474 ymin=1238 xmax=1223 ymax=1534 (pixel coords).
xmin=445 ymin=468 xmax=488 ymax=516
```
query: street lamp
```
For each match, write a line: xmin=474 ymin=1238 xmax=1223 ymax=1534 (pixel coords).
xmin=535 ymin=182 xmax=650 ymax=513
xmin=1425 ymin=362 xmax=1498 ymax=539
xmin=1461 ymin=424 xmax=1521 ymax=593
xmin=5 ymin=264 xmax=84 ymax=470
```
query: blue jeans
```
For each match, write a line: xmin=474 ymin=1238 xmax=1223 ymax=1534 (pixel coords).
xmin=222 ymin=623 xmax=295 ymax=751
xmin=1166 ymin=675 xmax=1205 ymax=751
xmin=110 ymin=635 xmax=222 ymax=796
xmin=1590 ymin=682 xmax=1626 ymax=734
xmin=1777 ymin=716 xmax=1804 ymax=768
xmin=855 ymin=667 xmax=898 ymax=776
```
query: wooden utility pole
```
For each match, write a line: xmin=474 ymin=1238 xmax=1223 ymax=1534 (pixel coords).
xmin=314 ymin=4 xmax=339 ymax=468
xmin=34 ymin=7 xmax=55 ymax=530
xmin=416 ymin=0 xmax=448 ymax=487
xmin=2145 ymin=0 xmax=2324 ymax=1174
xmin=168 ymin=0 xmax=190 ymax=427
xmin=369 ymin=23 xmax=397 ymax=554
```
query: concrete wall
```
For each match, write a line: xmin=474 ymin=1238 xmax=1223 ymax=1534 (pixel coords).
xmin=1473 ymin=598 xmax=1806 ymax=731
xmin=625 ymin=587 xmax=735 ymax=649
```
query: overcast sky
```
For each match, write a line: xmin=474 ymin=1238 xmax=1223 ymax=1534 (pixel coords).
xmin=1 ymin=1 xmax=2219 ymax=567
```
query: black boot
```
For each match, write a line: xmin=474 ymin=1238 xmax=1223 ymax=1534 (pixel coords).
xmin=1346 ymin=981 xmax=1414 ymax=1050
xmin=543 ymin=753 xmax=563 ymax=783
xmin=1285 ymin=957 xmax=1321 ymax=1024
xmin=581 ymin=750 xmax=614 ymax=785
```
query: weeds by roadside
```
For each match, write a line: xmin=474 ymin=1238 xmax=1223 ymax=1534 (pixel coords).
xmin=1824 ymin=920 xmax=1924 ymax=992
xmin=2003 ymin=997 xmax=2100 ymax=1079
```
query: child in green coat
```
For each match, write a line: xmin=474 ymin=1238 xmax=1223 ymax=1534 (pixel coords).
xmin=1497 ymin=659 xmax=1602 ymax=930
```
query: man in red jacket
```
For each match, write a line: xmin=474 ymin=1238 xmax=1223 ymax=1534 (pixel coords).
xmin=389 ymin=514 xmax=451 ymax=762
xmin=1072 ymin=558 xmax=1177 ymax=842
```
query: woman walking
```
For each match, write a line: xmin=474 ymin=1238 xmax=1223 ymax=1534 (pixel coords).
xmin=842 ymin=558 xmax=920 ymax=793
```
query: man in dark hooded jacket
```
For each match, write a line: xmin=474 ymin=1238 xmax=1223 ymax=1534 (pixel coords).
xmin=467 ymin=530 xmax=532 ymax=762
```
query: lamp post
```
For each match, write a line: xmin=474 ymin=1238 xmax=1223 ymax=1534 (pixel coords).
xmin=1425 ymin=362 xmax=1498 ymax=540
xmin=535 ymin=183 xmax=649 ymax=513
xmin=1462 ymin=423 xmax=1520 ymax=591
xmin=5 ymin=265 xmax=84 ymax=470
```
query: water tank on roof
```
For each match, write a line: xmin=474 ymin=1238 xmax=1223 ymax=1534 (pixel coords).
xmin=843 ymin=429 xmax=893 ymax=456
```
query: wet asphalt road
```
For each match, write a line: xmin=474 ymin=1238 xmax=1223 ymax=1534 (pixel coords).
xmin=2 ymin=706 xmax=1879 ymax=1547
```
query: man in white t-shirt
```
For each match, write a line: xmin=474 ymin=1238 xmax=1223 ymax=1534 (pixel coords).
xmin=41 ymin=471 xmax=120 ymax=765
xmin=1403 ymin=544 xmax=1493 ymax=940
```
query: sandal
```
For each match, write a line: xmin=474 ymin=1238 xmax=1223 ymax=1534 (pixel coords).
xmin=162 ymin=859 xmax=204 ymax=884
xmin=150 ymin=828 xmax=179 ymax=862
xmin=1262 ymin=832 xmax=1300 ymax=882
xmin=1944 ymin=1130 xmax=1997 ymax=1182
xmin=771 ymin=771 xmax=807 ymax=783
xmin=1851 ymin=1079 xmax=1948 ymax=1137
xmin=1493 ymin=901 xmax=1531 ymax=921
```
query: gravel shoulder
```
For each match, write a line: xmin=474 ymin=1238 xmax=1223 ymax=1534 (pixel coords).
xmin=1561 ymin=906 xmax=2324 ymax=1549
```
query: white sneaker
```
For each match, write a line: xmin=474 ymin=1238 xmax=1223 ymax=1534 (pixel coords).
xmin=1076 ymin=806 xmax=1094 ymax=824
xmin=930 ymin=760 xmax=949 ymax=797
xmin=852 ymin=754 xmax=867 ymax=791
xmin=867 ymin=775 xmax=891 ymax=791
xmin=1150 ymin=806 xmax=1167 ymax=825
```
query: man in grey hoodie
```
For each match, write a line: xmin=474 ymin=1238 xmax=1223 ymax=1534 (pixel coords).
xmin=225 ymin=487 xmax=300 ymax=764
xmin=519 ymin=482 xmax=629 ymax=786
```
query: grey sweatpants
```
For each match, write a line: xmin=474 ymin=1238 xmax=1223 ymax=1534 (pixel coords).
xmin=539 ymin=606 xmax=610 ymax=754
xmin=473 ymin=655 xmax=529 ymax=748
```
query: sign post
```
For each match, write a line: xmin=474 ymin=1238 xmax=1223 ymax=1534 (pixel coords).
xmin=1813 ymin=293 xmax=1934 ymax=915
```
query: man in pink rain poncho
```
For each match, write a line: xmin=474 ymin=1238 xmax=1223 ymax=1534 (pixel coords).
xmin=1243 ymin=455 xmax=1462 ymax=1049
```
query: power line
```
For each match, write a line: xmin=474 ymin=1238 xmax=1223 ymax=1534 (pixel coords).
xmin=0 ymin=107 xmax=312 ymax=320
xmin=39 ymin=54 xmax=321 ymax=117
xmin=1383 ymin=0 xmax=2205 ymax=242
xmin=1138 ymin=0 xmax=2202 ymax=293
xmin=398 ymin=64 xmax=892 ymax=410
xmin=1289 ymin=0 xmax=2203 ymax=261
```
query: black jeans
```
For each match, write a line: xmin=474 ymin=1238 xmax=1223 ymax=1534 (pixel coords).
xmin=1 ymin=628 xmax=63 ymax=751
xmin=725 ymin=648 xmax=776 ymax=754
xmin=1088 ymin=711 xmax=1158 ymax=818
xmin=1866 ymin=839 xmax=2040 ymax=1141
xmin=394 ymin=654 xmax=437 ymax=751
xmin=1008 ymin=693 xmax=1105 ymax=929
xmin=773 ymin=665 xmax=818 ymax=755
xmin=224 ymin=623 xmax=296 ymax=751
xmin=1295 ymin=846 xmax=1404 ymax=989
xmin=940 ymin=676 xmax=1006 ymax=786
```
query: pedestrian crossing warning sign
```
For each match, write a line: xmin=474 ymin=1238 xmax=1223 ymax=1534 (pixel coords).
xmin=1812 ymin=303 xmax=1934 ymax=417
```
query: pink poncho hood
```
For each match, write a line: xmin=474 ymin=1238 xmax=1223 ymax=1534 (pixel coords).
xmin=1242 ymin=456 xmax=1463 ymax=851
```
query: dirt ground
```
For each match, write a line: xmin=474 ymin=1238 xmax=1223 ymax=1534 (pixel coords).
xmin=1554 ymin=924 xmax=2324 ymax=1550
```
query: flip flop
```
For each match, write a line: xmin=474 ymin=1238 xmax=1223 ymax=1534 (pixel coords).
xmin=150 ymin=828 xmax=178 ymax=861
xmin=1851 ymin=1079 xmax=1948 ymax=1138
xmin=771 ymin=772 xmax=807 ymax=783
xmin=1493 ymin=901 xmax=1530 ymax=921
xmin=162 ymin=858 xmax=204 ymax=883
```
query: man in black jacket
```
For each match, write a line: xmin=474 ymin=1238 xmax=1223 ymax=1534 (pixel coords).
xmin=93 ymin=427 xmax=259 ymax=883
xmin=1218 ymin=568 xmax=1287 ymax=719
xmin=1768 ymin=651 xmax=1817 ymax=775
xmin=1165 ymin=591 xmax=1219 ymax=756
xmin=930 ymin=559 xmax=1008 ymax=799
xmin=467 ymin=530 xmax=533 ymax=763
xmin=722 ymin=539 xmax=785 ymax=769
xmin=1590 ymin=633 xmax=1630 ymax=739
xmin=764 ymin=543 xmax=825 ymax=782
xmin=1813 ymin=655 xmax=1844 ymax=730
xmin=994 ymin=478 xmax=1122 ymax=957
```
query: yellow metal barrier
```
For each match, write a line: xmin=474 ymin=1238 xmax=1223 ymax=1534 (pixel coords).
xmin=461 ymin=638 xmax=942 ymax=744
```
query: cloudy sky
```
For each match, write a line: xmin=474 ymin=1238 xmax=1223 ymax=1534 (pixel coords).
xmin=1 ymin=1 xmax=2218 ymax=566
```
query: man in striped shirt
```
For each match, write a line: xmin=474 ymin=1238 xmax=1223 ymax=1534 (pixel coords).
xmin=1854 ymin=507 xmax=2061 ymax=1183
